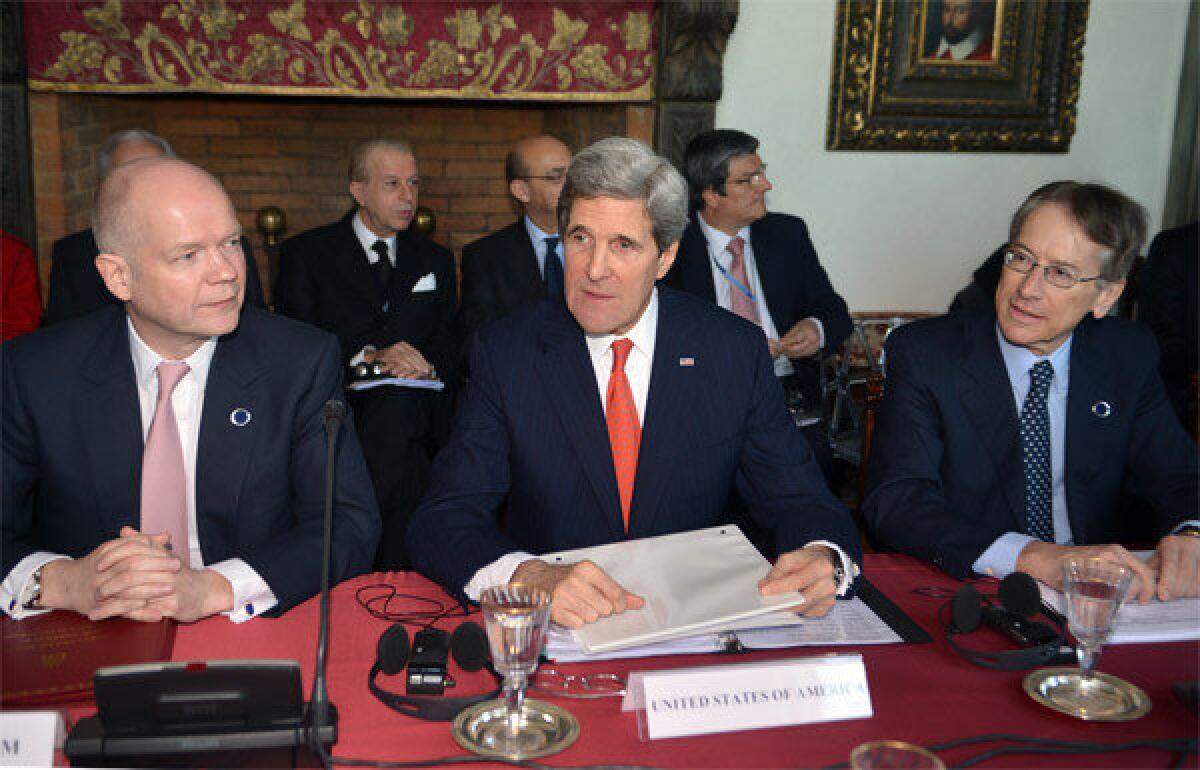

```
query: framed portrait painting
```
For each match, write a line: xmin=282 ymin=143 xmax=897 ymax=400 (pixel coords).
xmin=826 ymin=0 xmax=1090 ymax=152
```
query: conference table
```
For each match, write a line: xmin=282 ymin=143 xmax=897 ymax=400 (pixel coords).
xmin=63 ymin=554 xmax=1198 ymax=768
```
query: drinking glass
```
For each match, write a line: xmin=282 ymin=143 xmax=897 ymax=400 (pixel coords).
xmin=448 ymin=582 xmax=584 ymax=759
xmin=850 ymin=740 xmax=945 ymax=770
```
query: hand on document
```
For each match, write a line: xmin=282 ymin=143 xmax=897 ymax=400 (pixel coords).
xmin=512 ymin=558 xmax=645 ymax=629
xmin=758 ymin=545 xmax=839 ymax=617
xmin=1147 ymin=534 xmax=1200 ymax=601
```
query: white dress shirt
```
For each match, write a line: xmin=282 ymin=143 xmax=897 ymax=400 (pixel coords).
xmin=696 ymin=214 xmax=825 ymax=378
xmin=1 ymin=321 xmax=276 ymax=621
xmin=933 ymin=26 xmax=986 ymax=60
xmin=463 ymin=289 xmax=857 ymax=600
xmin=352 ymin=212 xmax=396 ymax=269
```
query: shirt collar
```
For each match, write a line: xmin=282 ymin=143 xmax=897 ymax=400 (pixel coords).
xmin=696 ymin=212 xmax=751 ymax=261
xmin=352 ymin=210 xmax=393 ymax=263
xmin=584 ymin=287 xmax=659 ymax=364
xmin=524 ymin=215 xmax=556 ymax=246
xmin=937 ymin=26 xmax=985 ymax=60
xmin=126 ymin=316 xmax=217 ymax=392
xmin=995 ymin=322 xmax=1072 ymax=395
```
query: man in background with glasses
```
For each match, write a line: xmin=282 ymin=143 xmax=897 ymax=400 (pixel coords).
xmin=665 ymin=130 xmax=852 ymax=483
xmin=459 ymin=135 xmax=572 ymax=368
xmin=864 ymin=181 xmax=1198 ymax=601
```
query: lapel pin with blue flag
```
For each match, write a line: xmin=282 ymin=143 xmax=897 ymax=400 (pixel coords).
xmin=679 ymin=357 xmax=695 ymax=367
xmin=1091 ymin=401 xmax=1112 ymax=418
xmin=230 ymin=407 xmax=252 ymax=427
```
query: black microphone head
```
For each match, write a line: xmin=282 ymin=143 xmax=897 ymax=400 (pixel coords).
xmin=999 ymin=572 xmax=1041 ymax=618
xmin=450 ymin=622 xmax=490 ymax=672
xmin=952 ymin=584 xmax=982 ymax=633
xmin=377 ymin=624 xmax=410 ymax=676
xmin=323 ymin=399 xmax=347 ymax=422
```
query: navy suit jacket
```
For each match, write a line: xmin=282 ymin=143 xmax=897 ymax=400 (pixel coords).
xmin=407 ymin=286 xmax=861 ymax=593
xmin=42 ymin=228 xmax=265 ymax=327
xmin=664 ymin=213 xmax=853 ymax=356
xmin=862 ymin=312 xmax=1198 ymax=578
xmin=275 ymin=211 xmax=458 ymax=384
xmin=2 ymin=305 xmax=381 ymax=613
xmin=1137 ymin=221 xmax=1198 ymax=420
xmin=458 ymin=220 xmax=544 ymax=363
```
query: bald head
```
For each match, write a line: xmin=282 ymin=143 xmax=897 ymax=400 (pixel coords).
xmin=506 ymin=135 xmax=571 ymax=233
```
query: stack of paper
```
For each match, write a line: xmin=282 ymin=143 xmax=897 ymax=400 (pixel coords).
xmin=540 ymin=526 xmax=901 ymax=660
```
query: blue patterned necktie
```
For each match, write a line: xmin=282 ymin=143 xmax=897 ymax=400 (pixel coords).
xmin=543 ymin=236 xmax=563 ymax=298
xmin=1020 ymin=360 xmax=1055 ymax=542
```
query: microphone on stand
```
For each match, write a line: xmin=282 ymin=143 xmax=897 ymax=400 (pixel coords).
xmin=308 ymin=399 xmax=347 ymax=765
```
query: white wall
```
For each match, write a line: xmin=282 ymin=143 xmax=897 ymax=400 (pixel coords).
xmin=716 ymin=0 xmax=1191 ymax=312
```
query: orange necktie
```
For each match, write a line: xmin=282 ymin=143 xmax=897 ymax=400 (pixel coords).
xmin=606 ymin=339 xmax=641 ymax=532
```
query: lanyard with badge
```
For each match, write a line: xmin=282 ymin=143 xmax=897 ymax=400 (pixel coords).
xmin=710 ymin=253 xmax=756 ymax=303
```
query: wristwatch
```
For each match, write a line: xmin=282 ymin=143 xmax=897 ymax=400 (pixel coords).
xmin=20 ymin=565 xmax=44 ymax=610
xmin=1175 ymin=524 xmax=1200 ymax=538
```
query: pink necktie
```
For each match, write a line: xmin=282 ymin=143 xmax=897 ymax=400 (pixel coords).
xmin=606 ymin=339 xmax=640 ymax=532
xmin=726 ymin=237 xmax=760 ymax=325
xmin=140 ymin=361 xmax=190 ymax=557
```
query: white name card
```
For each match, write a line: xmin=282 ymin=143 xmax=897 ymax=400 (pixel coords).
xmin=0 ymin=711 xmax=64 ymax=767
xmin=622 ymin=654 xmax=872 ymax=740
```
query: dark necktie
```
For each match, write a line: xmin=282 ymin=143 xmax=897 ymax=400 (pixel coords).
xmin=1020 ymin=360 xmax=1055 ymax=542
xmin=606 ymin=339 xmax=640 ymax=532
xmin=371 ymin=239 xmax=392 ymax=290
xmin=543 ymin=236 xmax=563 ymax=298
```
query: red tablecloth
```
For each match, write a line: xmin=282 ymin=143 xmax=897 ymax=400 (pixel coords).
xmin=65 ymin=554 xmax=1199 ymax=768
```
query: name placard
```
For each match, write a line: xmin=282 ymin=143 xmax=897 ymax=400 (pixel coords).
xmin=622 ymin=654 xmax=872 ymax=740
xmin=0 ymin=711 xmax=64 ymax=767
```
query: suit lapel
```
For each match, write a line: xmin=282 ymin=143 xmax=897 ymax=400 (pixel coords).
xmin=513 ymin=223 xmax=544 ymax=294
xmin=1063 ymin=321 xmax=1111 ymax=544
xmin=627 ymin=290 xmax=695 ymax=537
xmin=338 ymin=212 xmax=387 ymax=307
xmin=956 ymin=317 xmax=1025 ymax=527
xmin=678 ymin=218 xmax=718 ymax=303
xmin=533 ymin=306 xmax=624 ymax=540
xmin=195 ymin=318 xmax=266 ymax=562
xmin=77 ymin=312 xmax=143 ymax=534
xmin=748 ymin=220 xmax=789 ymax=330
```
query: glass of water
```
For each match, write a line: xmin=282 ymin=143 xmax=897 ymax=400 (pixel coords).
xmin=480 ymin=584 xmax=552 ymax=749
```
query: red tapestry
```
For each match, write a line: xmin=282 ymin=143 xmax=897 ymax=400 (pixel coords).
xmin=24 ymin=1 xmax=655 ymax=101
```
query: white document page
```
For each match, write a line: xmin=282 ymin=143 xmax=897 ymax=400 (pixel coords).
xmin=346 ymin=377 xmax=444 ymax=391
xmin=1038 ymin=552 xmax=1200 ymax=644
xmin=542 ymin=526 xmax=804 ymax=653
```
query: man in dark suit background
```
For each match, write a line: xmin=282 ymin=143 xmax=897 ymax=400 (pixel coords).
xmin=408 ymin=138 xmax=861 ymax=629
xmin=274 ymin=138 xmax=456 ymax=570
xmin=1137 ymin=220 xmax=1198 ymax=428
xmin=864 ymin=181 xmax=1198 ymax=601
xmin=42 ymin=129 xmax=264 ymax=327
xmin=665 ymin=129 xmax=852 ymax=477
xmin=2 ymin=157 xmax=380 ymax=623
xmin=458 ymin=135 xmax=571 ymax=361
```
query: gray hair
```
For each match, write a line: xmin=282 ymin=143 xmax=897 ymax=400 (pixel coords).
xmin=98 ymin=129 xmax=174 ymax=179
xmin=683 ymin=129 xmax=759 ymax=211
xmin=349 ymin=138 xmax=414 ymax=183
xmin=1010 ymin=181 xmax=1148 ymax=282
xmin=556 ymin=137 xmax=688 ymax=252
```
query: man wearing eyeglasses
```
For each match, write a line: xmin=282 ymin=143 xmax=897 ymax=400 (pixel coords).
xmin=665 ymin=129 xmax=852 ymax=479
xmin=864 ymin=181 xmax=1199 ymax=601
xmin=459 ymin=135 xmax=572 ymax=365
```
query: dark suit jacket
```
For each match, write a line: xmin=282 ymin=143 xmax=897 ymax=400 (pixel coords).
xmin=458 ymin=220 xmax=544 ymax=361
xmin=407 ymin=286 xmax=861 ymax=593
xmin=2 ymin=305 xmax=381 ymax=613
xmin=862 ymin=312 xmax=1198 ymax=578
xmin=274 ymin=211 xmax=457 ymax=383
xmin=42 ymin=228 xmax=265 ymax=327
xmin=1137 ymin=221 xmax=1198 ymax=420
xmin=664 ymin=212 xmax=853 ymax=356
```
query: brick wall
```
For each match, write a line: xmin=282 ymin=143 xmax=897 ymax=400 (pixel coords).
xmin=30 ymin=92 xmax=652 ymax=304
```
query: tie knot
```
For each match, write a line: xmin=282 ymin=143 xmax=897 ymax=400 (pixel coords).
xmin=1029 ymin=360 xmax=1053 ymax=393
xmin=726 ymin=236 xmax=745 ymax=261
xmin=156 ymin=361 xmax=190 ymax=403
xmin=611 ymin=338 xmax=634 ymax=371
xmin=372 ymin=239 xmax=390 ymax=262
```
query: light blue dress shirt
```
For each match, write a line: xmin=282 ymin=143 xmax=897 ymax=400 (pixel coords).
xmin=524 ymin=216 xmax=561 ymax=280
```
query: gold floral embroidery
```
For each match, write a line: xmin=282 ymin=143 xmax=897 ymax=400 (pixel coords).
xmin=378 ymin=6 xmax=414 ymax=47
xmin=617 ymin=11 xmax=649 ymax=52
xmin=84 ymin=0 xmax=130 ymax=41
xmin=45 ymin=31 xmax=106 ymax=79
xmin=268 ymin=0 xmax=312 ymax=43
xmin=548 ymin=9 xmax=587 ymax=52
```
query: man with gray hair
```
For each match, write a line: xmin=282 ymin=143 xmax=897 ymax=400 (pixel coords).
xmin=42 ymin=128 xmax=265 ymax=326
xmin=865 ymin=181 xmax=1198 ymax=600
xmin=275 ymin=138 xmax=456 ymax=570
xmin=408 ymin=138 xmax=860 ymax=628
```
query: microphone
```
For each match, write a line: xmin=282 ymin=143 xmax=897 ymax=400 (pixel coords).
xmin=308 ymin=399 xmax=346 ymax=764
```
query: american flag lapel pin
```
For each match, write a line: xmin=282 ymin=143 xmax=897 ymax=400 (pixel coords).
xmin=679 ymin=357 xmax=695 ymax=367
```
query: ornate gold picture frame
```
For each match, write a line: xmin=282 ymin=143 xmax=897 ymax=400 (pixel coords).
xmin=826 ymin=0 xmax=1089 ymax=152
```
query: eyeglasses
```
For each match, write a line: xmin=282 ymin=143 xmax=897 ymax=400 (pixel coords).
xmin=1001 ymin=245 xmax=1103 ymax=289
xmin=728 ymin=164 xmax=769 ymax=186
xmin=521 ymin=170 xmax=567 ymax=183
